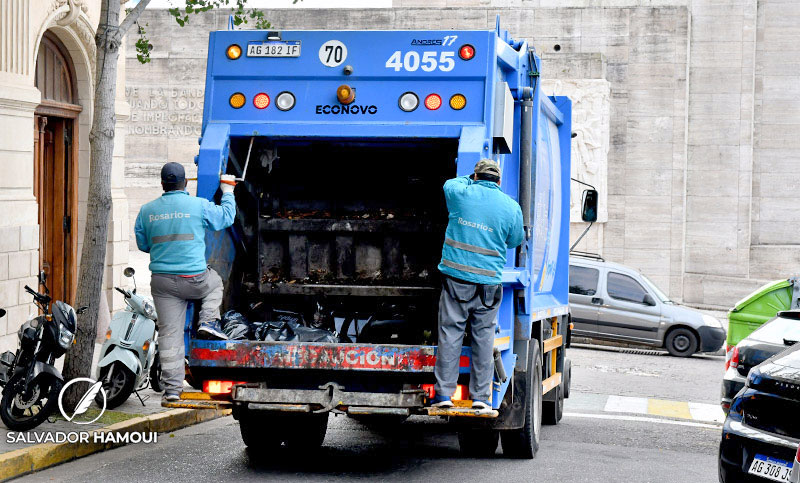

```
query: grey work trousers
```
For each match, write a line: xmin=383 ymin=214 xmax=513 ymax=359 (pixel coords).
xmin=150 ymin=268 xmax=223 ymax=394
xmin=433 ymin=276 xmax=502 ymax=402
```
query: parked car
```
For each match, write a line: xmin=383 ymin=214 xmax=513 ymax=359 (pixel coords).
xmin=721 ymin=310 xmax=800 ymax=412
xmin=719 ymin=344 xmax=800 ymax=482
xmin=568 ymin=255 xmax=726 ymax=357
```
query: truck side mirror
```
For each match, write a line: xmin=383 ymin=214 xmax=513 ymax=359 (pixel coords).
xmin=642 ymin=294 xmax=656 ymax=306
xmin=581 ymin=189 xmax=598 ymax=223
xmin=0 ymin=308 xmax=5 ymax=318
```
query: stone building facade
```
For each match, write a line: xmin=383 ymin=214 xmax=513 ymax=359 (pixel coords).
xmin=124 ymin=0 xmax=800 ymax=309
xmin=0 ymin=0 xmax=130 ymax=352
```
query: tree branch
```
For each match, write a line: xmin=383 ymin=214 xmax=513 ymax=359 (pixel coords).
xmin=119 ymin=0 xmax=153 ymax=35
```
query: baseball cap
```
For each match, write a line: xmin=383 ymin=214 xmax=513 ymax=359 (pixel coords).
xmin=161 ymin=162 xmax=186 ymax=184
xmin=474 ymin=159 xmax=501 ymax=178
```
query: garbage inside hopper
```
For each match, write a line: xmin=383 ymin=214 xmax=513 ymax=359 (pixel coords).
xmin=220 ymin=309 xmax=337 ymax=343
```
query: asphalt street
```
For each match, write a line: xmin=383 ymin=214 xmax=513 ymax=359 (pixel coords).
xmin=21 ymin=345 xmax=727 ymax=483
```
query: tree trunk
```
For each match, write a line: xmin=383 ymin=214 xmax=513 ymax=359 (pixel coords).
xmin=62 ymin=0 xmax=122 ymax=408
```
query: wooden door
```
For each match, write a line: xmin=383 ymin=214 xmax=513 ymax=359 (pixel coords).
xmin=34 ymin=32 xmax=81 ymax=304
xmin=33 ymin=115 xmax=76 ymax=304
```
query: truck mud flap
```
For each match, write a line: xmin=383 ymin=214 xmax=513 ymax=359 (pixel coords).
xmin=233 ymin=382 xmax=425 ymax=414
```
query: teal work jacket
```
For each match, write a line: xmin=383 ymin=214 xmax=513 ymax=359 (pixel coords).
xmin=438 ymin=176 xmax=524 ymax=285
xmin=135 ymin=190 xmax=236 ymax=275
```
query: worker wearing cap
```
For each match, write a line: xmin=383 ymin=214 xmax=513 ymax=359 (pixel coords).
xmin=431 ymin=159 xmax=524 ymax=414
xmin=134 ymin=162 xmax=237 ymax=403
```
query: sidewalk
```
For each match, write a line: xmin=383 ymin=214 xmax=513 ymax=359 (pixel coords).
xmin=0 ymin=385 xmax=229 ymax=480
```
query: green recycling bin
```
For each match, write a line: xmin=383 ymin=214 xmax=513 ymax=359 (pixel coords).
xmin=727 ymin=278 xmax=797 ymax=350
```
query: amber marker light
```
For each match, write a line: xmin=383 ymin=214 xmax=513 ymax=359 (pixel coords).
xmin=226 ymin=44 xmax=242 ymax=60
xmin=337 ymin=84 xmax=355 ymax=105
xmin=229 ymin=92 xmax=246 ymax=109
xmin=449 ymin=94 xmax=467 ymax=110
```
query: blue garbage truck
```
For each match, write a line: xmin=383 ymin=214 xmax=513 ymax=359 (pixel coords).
xmin=177 ymin=19 xmax=591 ymax=458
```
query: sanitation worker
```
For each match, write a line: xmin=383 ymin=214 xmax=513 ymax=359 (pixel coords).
xmin=134 ymin=162 xmax=237 ymax=403
xmin=431 ymin=159 xmax=524 ymax=414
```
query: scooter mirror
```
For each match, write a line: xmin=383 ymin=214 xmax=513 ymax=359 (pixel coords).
xmin=123 ymin=267 xmax=135 ymax=278
xmin=39 ymin=270 xmax=47 ymax=284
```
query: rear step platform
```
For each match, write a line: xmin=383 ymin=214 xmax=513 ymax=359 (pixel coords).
xmin=425 ymin=401 xmax=499 ymax=418
xmin=161 ymin=391 xmax=232 ymax=409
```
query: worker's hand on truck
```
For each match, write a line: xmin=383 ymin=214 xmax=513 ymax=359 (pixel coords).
xmin=220 ymin=174 xmax=236 ymax=194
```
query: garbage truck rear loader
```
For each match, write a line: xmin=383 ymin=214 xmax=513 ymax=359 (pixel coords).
xmin=179 ymin=21 xmax=578 ymax=457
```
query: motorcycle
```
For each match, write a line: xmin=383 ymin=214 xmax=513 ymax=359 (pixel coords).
xmin=95 ymin=267 xmax=161 ymax=409
xmin=0 ymin=271 xmax=87 ymax=431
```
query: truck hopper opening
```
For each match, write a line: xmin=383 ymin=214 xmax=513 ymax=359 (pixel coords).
xmin=217 ymin=137 xmax=458 ymax=345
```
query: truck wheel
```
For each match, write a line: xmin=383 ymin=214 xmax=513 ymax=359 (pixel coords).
xmin=665 ymin=327 xmax=698 ymax=357
xmin=458 ymin=429 xmax=499 ymax=457
xmin=563 ymin=358 xmax=572 ymax=399
xmin=500 ymin=340 xmax=542 ymax=459
xmin=284 ymin=413 xmax=329 ymax=451
xmin=238 ymin=410 xmax=283 ymax=449
xmin=542 ymin=384 xmax=563 ymax=425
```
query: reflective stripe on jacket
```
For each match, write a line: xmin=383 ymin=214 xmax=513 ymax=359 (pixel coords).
xmin=134 ymin=190 xmax=236 ymax=275
xmin=437 ymin=176 xmax=524 ymax=285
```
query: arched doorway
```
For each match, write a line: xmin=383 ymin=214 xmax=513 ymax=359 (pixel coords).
xmin=34 ymin=31 xmax=81 ymax=304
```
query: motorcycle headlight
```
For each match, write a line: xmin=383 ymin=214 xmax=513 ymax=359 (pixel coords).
xmin=58 ymin=323 xmax=74 ymax=349
xmin=143 ymin=301 xmax=157 ymax=321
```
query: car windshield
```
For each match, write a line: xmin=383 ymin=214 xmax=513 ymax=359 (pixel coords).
xmin=641 ymin=275 xmax=672 ymax=303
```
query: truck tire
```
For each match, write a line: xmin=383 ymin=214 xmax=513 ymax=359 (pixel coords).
xmin=542 ymin=384 xmax=563 ymax=425
xmin=563 ymin=358 xmax=572 ymax=399
xmin=665 ymin=327 xmax=698 ymax=357
xmin=238 ymin=410 xmax=283 ymax=450
xmin=500 ymin=340 xmax=542 ymax=459
xmin=284 ymin=413 xmax=329 ymax=451
xmin=458 ymin=429 xmax=499 ymax=457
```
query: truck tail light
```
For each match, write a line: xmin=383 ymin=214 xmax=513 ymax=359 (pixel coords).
xmin=226 ymin=44 xmax=242 ymax=60
xmin=459 ymin=44 xmax=475 ymax=61
xmin=275 ymin=91 xmax=295 ymax=111
xmin=421 ymin=384 xmax=468 ymax=400
xmin=424 ymin=94 xmax=442 ymax=110
xmin=253 ymin=93 xmax=270 ymax=109
xmin=229 ymin=93 xmax=245 ymax=109
xmin=398 ymin=92 xmax=419 ymax=112
xmin=726 ymin=346 xmax=740 ymax=370
xmin=203 ymin=380 xmax=245 ymax=395
xmin=449 ymin=94 xmax=466 ymax=110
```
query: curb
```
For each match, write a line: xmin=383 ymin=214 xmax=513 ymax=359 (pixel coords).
xmin=0 ymin=407 xmax=230 ymax=481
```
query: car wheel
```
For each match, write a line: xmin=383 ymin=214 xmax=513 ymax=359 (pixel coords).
xmin=665 ymin=327 xmax=698 ymax=357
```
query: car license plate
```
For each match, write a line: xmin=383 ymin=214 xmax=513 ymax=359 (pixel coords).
xmin=748 ymin=454 xmax=793 ymax=482
xmin=246 ymin=41 xmax=300 ymax=57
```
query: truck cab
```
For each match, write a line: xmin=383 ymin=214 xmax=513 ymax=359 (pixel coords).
xmin=180 ymin=20 xmax=573 ymax=458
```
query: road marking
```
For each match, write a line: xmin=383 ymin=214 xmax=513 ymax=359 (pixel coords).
xmin=564 ymin=412 xmax=721 ymax=430
xmin=647 ymin=398 xmax=692 ymax=420
xmin=604 ymin=395 xmax=648 ymax=414
xmin=570 ymin=393 xmax=725 ymax=425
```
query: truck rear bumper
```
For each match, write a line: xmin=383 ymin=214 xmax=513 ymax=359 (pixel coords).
xmin=233 ymin=382 xmax=425 ymax=416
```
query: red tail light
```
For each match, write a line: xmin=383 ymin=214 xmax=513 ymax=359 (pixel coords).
xmin=726 ymin=346 xmax=740 ymax=371
xmin=796 ymin=444 xmax=800 ymax=462
xmin=424 ymin=94 xmax=442 ymax=110
xmin=203 ymin=380 xmax=245 ymax=395
xmin=421 ymin=384 xmax=468 ymax=400
xmin=253 ymin=93 xmax=270 ymax=109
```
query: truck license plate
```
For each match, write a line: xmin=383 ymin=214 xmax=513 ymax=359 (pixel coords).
xmin=748 ymin=454 xmax=793 ymax=482
xmin=246 ymin=41 xmax=300 ymax=57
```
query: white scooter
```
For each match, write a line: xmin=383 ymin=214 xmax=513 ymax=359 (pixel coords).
xmin=95 ymin=267 xmax=162 ymax=409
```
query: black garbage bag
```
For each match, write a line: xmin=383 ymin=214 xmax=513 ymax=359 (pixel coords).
xmin=270 ymin=310 xmax=304 ymax=325
xmin=221 ymin=310 xmax=252 ymax=340
xmin=254 ymin=319 xmax=336 ymax=343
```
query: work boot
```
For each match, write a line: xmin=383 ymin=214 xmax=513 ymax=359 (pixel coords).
xmin=161 ymin=392 xmax=180 ymax=406
xmin=430 ymin=394 xmax=454 ymax=408
xmin=197 ymin=319 xmax=227 ymax=340
xmin=471 ymin=400 xmax=492 ymax=415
